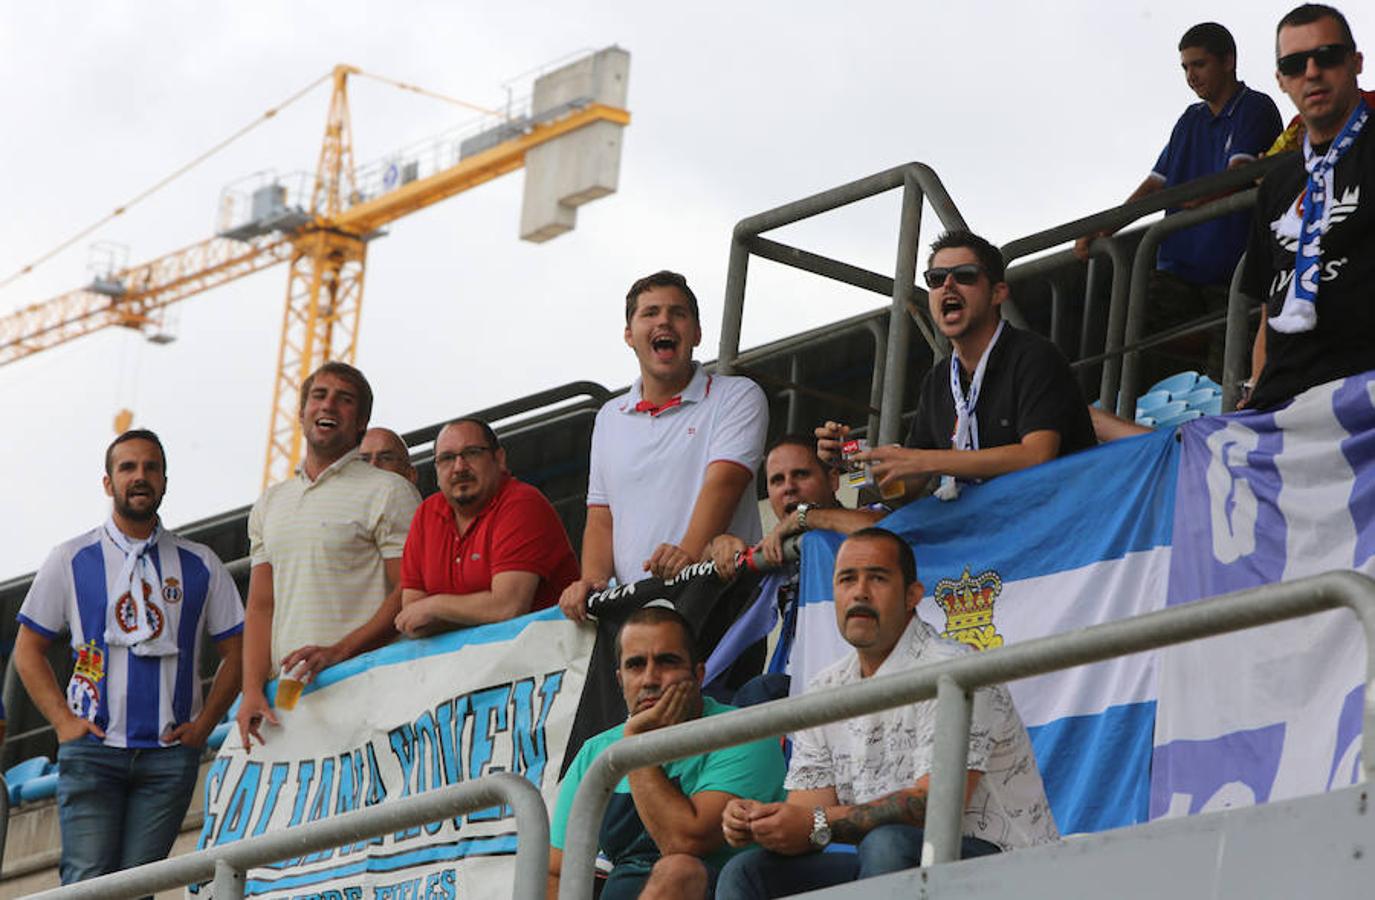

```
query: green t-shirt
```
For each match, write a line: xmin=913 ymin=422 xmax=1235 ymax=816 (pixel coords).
xmin=551 ymin=696 xmax=786 ymax=871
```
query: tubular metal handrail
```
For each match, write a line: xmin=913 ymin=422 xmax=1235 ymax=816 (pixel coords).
xmin=1114 ymin=188 xmax=1259 ymax=415
xmin=717 ymin=162 xmax=971 ymax=447
xmin=30 ymin=771 xmax=549 ymax=900
xmin=556 ymin=570 xmax=1375 ymax=900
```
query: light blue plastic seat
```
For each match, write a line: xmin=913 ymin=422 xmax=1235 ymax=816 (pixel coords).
xmin=19 ymin=772 xmax=60 ymax=804
xmin=1195 ymin=375 xmax=1221 ymax=392
xmin=1150 ymin=400 xmax=1189 ymax=421
xmin=1156 ymin=409 xmax=1204 ymax=429
xmin=1135 ymin=415 xmax=1158 ymax=427
xmin=1136 ymin=390 xmax=1171 ymax=415
xmin=208 ymin=721 xmax=233 ymax=751
xmin=1150 ymin=371 xmax=1200 ymax=397
xmin=1182 ymin=387 xmax=1219 ymax=407
xmin=5 ymin=756 xmax=52 ymax=806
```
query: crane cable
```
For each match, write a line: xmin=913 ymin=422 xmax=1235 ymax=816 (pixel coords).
xmin=0 ymin=70 xmax=332 ymax=293
xmin=352 ymin=69 xmax=498 ymax=115
xmin=0 ymin=67 xmax=499 ymax=295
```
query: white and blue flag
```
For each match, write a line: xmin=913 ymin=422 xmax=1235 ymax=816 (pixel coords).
xmin=794 ymin=428 xmax=1179 ymax=834
xmin=1152 ymin=373 xmax=1375 ymax=816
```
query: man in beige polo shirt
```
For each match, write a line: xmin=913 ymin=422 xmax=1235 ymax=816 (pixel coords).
xmin=236 ymin=362 xmax=421 ymax=748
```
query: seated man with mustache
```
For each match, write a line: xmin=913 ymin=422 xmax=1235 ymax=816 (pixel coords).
xmin=717 ymin=529 xmax=1058 ymax=898
xmin=548 ymin=601 xmax=786 ymax=900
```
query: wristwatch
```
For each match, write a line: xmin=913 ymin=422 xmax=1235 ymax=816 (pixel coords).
xmin=795 ymin=503 xmax=816 ymax=532
xmin=809 ymin=805 xmax=832 ymax=848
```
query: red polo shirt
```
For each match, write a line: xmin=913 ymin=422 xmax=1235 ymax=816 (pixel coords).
xmin=400 ymin=476 xmax=579 ymax=612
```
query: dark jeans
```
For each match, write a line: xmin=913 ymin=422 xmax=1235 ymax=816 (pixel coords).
xmin=1142 ymin=269 xmax=1232 ymax=390
xmin=56 ymin=741 xmax=202 ymax=885
xmin=716 ymin=825 xmax=1000 ymax=899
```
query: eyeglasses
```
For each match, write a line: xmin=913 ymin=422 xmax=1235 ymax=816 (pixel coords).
xmin=922 ymin=264 xmax=986 ymax=289
xmin=1276 ymin=43 xmax=1353 ymax=77
xmin=435 ymin=446 xmax=494 ymax=467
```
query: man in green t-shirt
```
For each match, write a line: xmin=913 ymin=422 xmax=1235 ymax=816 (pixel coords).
xmin=549 ymin=602 xmax=786 ymax=899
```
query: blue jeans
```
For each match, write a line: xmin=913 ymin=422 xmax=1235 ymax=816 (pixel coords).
xmin=56 ymin=741 xmax=203 ymax=885
xmin=716 ymin=825 xmax=1001 ymax=899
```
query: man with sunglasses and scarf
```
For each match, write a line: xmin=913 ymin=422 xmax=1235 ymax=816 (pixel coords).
xmin=818 ymin=230 xmax=1096 ymax=499
xmin=1241 ymin=4 xmax=1373 ymax=411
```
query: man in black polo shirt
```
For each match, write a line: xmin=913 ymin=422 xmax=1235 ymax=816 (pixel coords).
xmin=818 ymin=230 xmax=1096 ymax=498
xmin=1241 ymin=4 xmax=1373 ymax=410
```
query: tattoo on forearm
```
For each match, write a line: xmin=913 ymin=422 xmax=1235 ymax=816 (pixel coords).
xmin=829 ymin=792 xmax=928 ymax=844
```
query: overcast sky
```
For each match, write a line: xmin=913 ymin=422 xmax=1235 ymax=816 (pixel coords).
xmin=1 ymin=0 xmax=1369 ymax=579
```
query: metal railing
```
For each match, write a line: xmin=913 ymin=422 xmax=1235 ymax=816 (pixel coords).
xmin=556 ymin=570 xmax=1375 ymax=900
xmin=717 ymin=163 xmax=970 ymax=446
xmin=30 ymin=772 xmax=548 ymax=900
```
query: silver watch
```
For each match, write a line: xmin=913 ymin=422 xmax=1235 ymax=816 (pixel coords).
xmin=796 ymin=503 xmax=815 ymax=532
xmin=809 ymin=805 xmax=832 ymax=848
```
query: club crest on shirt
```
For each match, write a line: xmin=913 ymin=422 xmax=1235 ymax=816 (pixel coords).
xmin=933 ymin=567 xmax=1004 ymax=651
xmin=1271 ymin=185 xmax=1360 ymax=252
xmin=67 ymin=640 xmax=105 ymax=722
xmin=115 ymin=581 xmax=165 ymax=638
xmin=161 ymin=577 xmax=182 ymax=604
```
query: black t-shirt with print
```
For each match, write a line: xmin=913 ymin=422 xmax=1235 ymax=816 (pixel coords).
xmin=1243 ymin=123 xmax=1375 ymax=410
xmin=905 ymin=324 xmax=1097 ymax=456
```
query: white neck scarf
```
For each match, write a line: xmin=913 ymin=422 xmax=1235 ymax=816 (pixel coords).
xmin=103 ymin=518 xmax=177 ymax=656
xmin=935 ymin=319 xmax=1006 ymax=501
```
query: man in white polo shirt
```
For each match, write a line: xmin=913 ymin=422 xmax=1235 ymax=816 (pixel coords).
xmin=560 ymin=271 xmax=769 ymax=622
xmin=236 ymin=362 xmax=420 ymax=747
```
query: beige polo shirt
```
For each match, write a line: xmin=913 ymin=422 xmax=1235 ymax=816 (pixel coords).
xmin=248 ymin=449 xmax=421 ymax=672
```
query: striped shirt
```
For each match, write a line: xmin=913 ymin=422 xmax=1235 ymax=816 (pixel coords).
xmin=18 ymin=525 xmax=244 ymax=749
xmin=248 ymin=449 xmax=420 ymax=670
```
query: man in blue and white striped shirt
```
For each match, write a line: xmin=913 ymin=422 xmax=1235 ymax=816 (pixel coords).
xmin=14 ymin=429 xmax=244 ymax=885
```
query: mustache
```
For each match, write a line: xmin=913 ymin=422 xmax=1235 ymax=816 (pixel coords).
xmin=845 ymin=603 xmax=879 ymax=621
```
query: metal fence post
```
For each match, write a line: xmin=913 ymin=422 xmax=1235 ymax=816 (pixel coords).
xmin=1094 ymin=236 xmax=1133 ymax=408
xmin=212 ymin=858 xmax=243 ymax=900
xmin=1223 ymin=256 xmax=1252 ymax=411
xmin=923 ymin=674 xmax=972 ymax=866
xmin=877 ymin=173 xmax=923 ymax=445
xmin=718 ymin=235 xmax=751 ymax=375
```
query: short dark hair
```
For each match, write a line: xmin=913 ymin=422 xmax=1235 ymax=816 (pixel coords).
xmin=624 ymin=271 xmax=701 ymax=325
xmin=1277 ymin=4 xmax=1356 ymax=54
xmin=442 ymin=417 xmax=501 ymax=450
xmin=927 ymin=229 xmax=1006 ymax=285
xmin=843 ymin=527 xmax=918 ymax=589
xmin=764 ymin=433 xmax=827 ymax=472
xmin=1179 ymin=22 xmax=1237 ymax=60
xmin=299 ymin=361 xmax=374 ymax=428
xmin=614 ymin=603 xmax=700 ymax=668
xmin=105 ymin=429 xmax=167 ymax=476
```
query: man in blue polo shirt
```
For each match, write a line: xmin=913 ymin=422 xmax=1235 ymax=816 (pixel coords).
xmin=14 ymin=430 xmax=244 ymax=885
xmin=1076 ymin=22 xmax=1282 ymax=387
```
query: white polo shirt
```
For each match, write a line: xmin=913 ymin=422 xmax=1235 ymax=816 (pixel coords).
xmin=587 ymin=364 xmax=768 ymax=585
xmin=248 ymin=449 xmax=420 ymax=671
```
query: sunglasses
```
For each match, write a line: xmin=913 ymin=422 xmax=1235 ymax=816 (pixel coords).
xmin=922 ymin=264 xmax=986 ymax=289
xmin=1276 ymin=43 xmax=1353 ymax=77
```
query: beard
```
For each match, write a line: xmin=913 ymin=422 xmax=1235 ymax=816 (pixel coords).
xmin=114 ymin=484 xmax=162 ymax=522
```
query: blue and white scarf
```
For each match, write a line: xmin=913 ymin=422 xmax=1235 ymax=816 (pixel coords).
xmin=1269 ymin=100 xmax=1368 ymax=334
xmin=103 ymin=518 xmax=178 ymax=656
xmin=935 ymin=319 xmax=1006 ymax=501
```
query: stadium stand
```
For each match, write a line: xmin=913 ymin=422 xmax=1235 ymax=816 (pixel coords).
xmin=0 ymin=146 xmax=1316 ymax=891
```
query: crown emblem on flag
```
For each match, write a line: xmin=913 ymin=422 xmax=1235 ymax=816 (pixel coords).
xmin=74 ymin=640 xmax=106 ymax=683
xmin=933 ymin=567 xmax=1004 ymax=651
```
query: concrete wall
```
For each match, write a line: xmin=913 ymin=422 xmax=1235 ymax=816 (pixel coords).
xmin=519 ymin=47 xmax=630 ymax=243
xmin=0 ymin=757 xmax=213 ymax=899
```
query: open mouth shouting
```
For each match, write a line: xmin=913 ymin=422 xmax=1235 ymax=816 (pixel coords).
xmin=939 ymin=293 xmax=966 ymax=325
xmin=650 ymin=332 xmax=680 ymax=363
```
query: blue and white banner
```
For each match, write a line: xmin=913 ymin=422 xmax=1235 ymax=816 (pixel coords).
xmin=197 ymin=610 xmax=593 ymax=899
xmin=795 ymin=427 xmax=1179 ymax=835
xmin=1152 ymin=374 xmax=1375 ymax=817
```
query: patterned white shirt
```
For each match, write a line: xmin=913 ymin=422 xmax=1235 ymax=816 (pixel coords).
xmin=786 ymin=615 xmax=1060 ymax=850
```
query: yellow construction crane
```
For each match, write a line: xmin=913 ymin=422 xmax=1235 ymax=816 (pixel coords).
xmin=0 ymin=53 xmax=630 ymax=486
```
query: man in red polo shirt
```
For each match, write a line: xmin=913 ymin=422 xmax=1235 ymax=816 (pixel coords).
xmin=393 ymin=418 xmax=580 ymax=637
